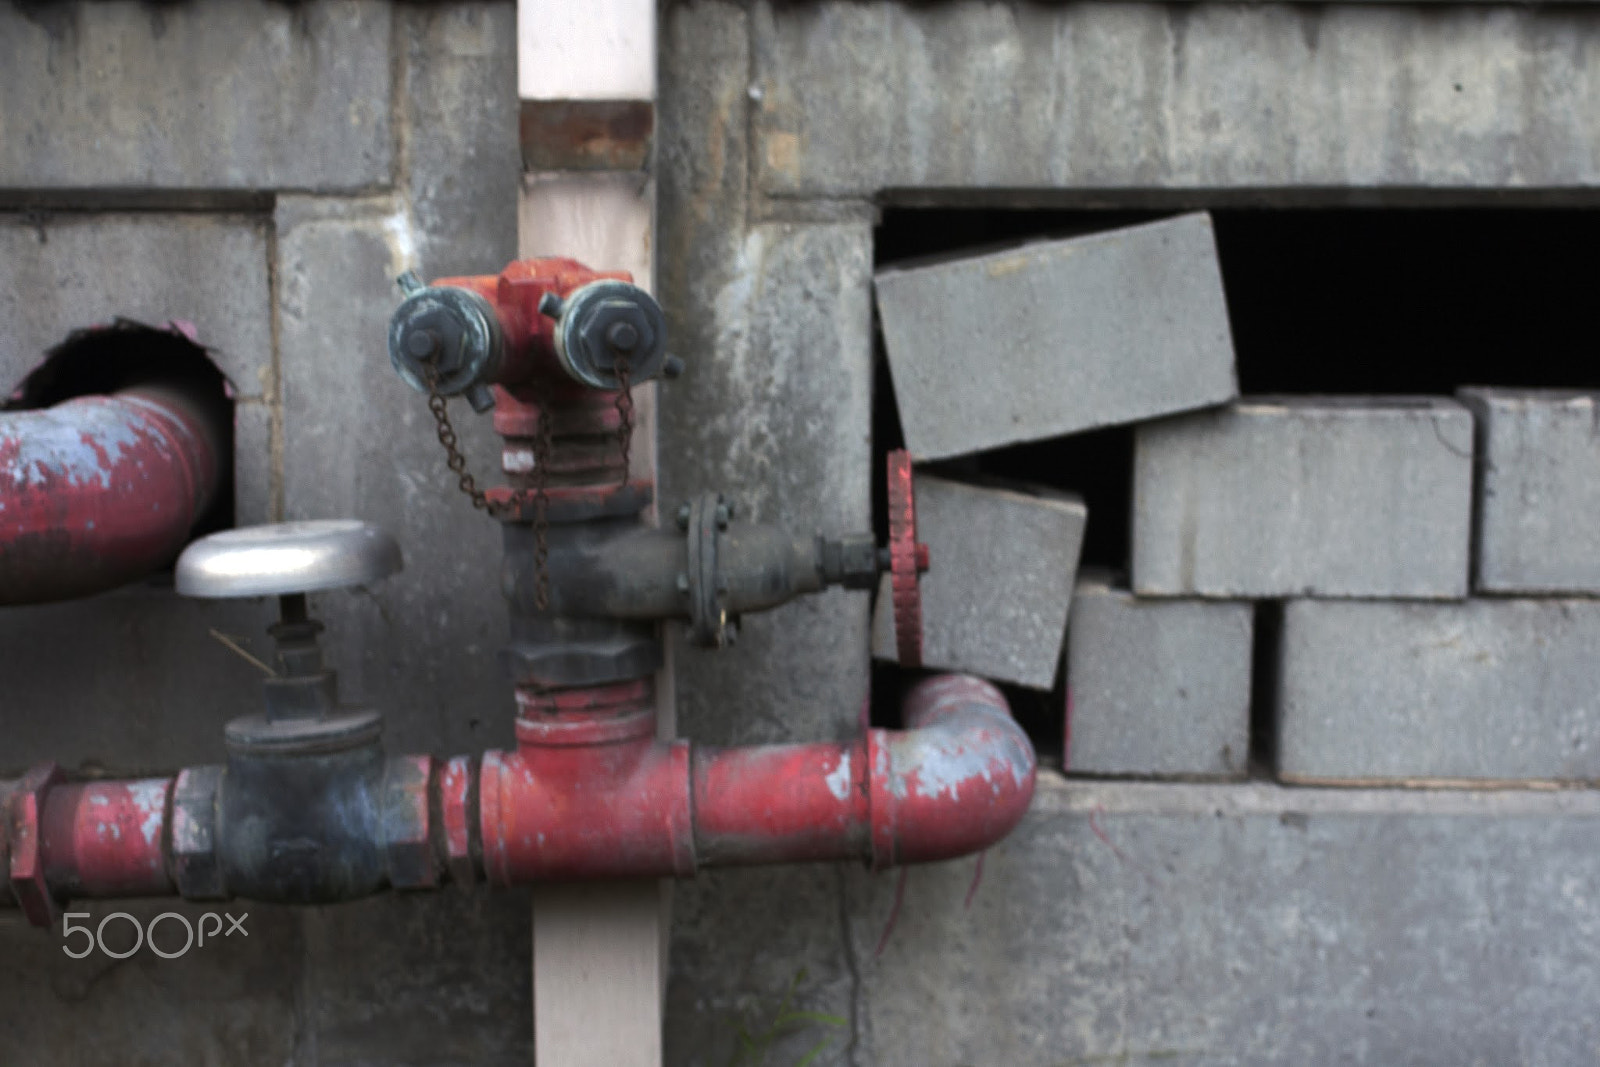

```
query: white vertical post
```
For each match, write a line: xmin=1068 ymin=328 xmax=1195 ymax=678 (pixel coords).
xmin=517 ymin=1 xmax=666 ymax=1064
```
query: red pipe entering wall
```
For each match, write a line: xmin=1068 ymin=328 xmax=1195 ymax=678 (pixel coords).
xmin=0 ymin=384 xmax=224 ymax=604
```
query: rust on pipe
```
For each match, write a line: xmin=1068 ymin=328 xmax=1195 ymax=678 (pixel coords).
xmin=0 ymin=383 xmax=225 ymax=604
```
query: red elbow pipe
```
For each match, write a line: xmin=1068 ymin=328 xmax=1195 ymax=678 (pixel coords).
xmin=0 ymin=384 xmax=224 ymax=604
xmin=482 ymin=673 xmax=1036 ymax=881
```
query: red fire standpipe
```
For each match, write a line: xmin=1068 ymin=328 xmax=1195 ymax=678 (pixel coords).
xmin=0 ymin=384 xmax=225 ymax=604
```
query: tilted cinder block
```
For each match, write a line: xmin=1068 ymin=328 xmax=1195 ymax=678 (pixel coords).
xmin=1133 ymin=398 xmax=1474 ymax=598
xmin=1279 ymin=598 xmax=1600 ymax=782
xmin=872 ymin=474 xmax=1086 ymax=690
xmin=873 ymin=213 xmax=1237 ymax=462
xmin=1066 ymin=576 xmax=1252 ymax=777
xmin=1459 ymin=388 xmax=1600 ymax=594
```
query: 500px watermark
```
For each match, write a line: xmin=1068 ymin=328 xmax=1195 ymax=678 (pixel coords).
xmin=61 ymin=911 xmax=248 ymax=959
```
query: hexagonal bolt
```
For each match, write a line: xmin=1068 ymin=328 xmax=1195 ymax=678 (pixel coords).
xmin=171 ymin=766 xmax=227 ymax=900
xmin=538 ymin=291 xmax=565 ymax=319
xmin=382 ymin=755 xmax=439 ymax=891
xmin=606 ymin=320 xmax=640 ymax=352
xmin=8 ymin=763 xmax=62 ymax=927
xmin=397 ymin=271 xmax=424 ymax=296
xmin=675 ymin=504 xmax=691 ymax=530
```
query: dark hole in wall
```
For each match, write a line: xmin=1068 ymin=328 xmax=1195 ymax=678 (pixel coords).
xmin=6 ymin=321 xmax=237 ymax=545
xmin=871 ymin=206 xmax=1600 ymax=759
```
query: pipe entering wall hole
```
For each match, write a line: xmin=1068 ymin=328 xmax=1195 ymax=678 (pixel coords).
xmin=6 ymin=319 xmax=237 ymax=542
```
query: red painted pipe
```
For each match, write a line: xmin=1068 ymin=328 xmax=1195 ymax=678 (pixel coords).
xmin=0 ymin=384 xmax=224 ymax=604
xmin=2 ymin=676 xmax=1034 ymax=919
xmin=39 ymin=778 xmax=174 ymax=900
xmin=480 ymin=673 xmax=1036 ymax=881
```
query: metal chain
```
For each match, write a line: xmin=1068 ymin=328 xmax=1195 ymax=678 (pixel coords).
xmin=423 ymin=371 xmax=502 ymax=516
xmin=613 ymin=358 xmax=634 ymax=487
xmin=421 ymin=369 xmax=553 ymax=610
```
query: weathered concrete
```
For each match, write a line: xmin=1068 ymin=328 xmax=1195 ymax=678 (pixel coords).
xmin=750 ymin=2 xmax=1600 ymax=198
xmin=0 ymin=900 xmax=302 ymax=1067
xmin=275 ymin=195 xmax=512 ymax=758
xmin=1279 ymin=597 xmax=1600 ymax=782
xmin=0 ymin=589 xmax=274 ymax=774
xmin=0 ymin=1 xmax=392 ymax=192
xmin=1066 ymin=576 xmax=1252 ymax=777
xmin=0 ymin=214 xmax=273 ymax=399
xmin=301 ymin=889 xmax=533 ymax=1065
xmin=874 ymin=213 xmax=1237 ymax=461
xmin=846 ymin=775 xmax=1600 ymax=1065
xmin=657 ymin=212 xmax=875 ymax=744
xmin=1133 ymin=398 xmax=1475 ymax=598
xmin=234 ymin=399 xmax=277 ymax=529
xmin=1459 ymin=388 xmax=1600 ymax=594
xmin=871 ymin=474 xmax=1086 ymax=689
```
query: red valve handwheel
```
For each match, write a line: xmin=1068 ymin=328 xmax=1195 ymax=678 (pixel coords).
xmin=886 ymin=449 xmax=930 ymax=667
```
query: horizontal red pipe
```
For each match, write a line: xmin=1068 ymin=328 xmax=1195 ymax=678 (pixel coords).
xmin=482 ymin=673 xmax=1036 ymax=880
xmin=0 ymin=384 xmax=224 ymax=604
xmin=39 ymin=778 xmax=174 ymax=900
xmin=3 ymin=675 xmax=1036 ymax=919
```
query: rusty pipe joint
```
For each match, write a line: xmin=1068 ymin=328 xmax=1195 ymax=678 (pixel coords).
xmin=501 ymin=492 xmax=883 ymax=649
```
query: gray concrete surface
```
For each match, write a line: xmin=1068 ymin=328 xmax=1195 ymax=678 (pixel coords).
xmin=0 ymin=0 xmax=392 ymax=192
xmin=1133 ymin=398 xmax=1475 ymax=599
xmin=1460 ymin=388 xmax=1600 ymax=594
xmin=845 ymin=775 xmax=1600 ymax=1066
xmin=871 ymin=475 xmax=1086 ymax=690
xmin=749 ymin=2 xmax=1600 ymax=198
xmin=1066 ymin=576 xmax=1252 ymax=778
xmin=0 ymin=214 xmax=273 ymax=399
xmin=1280 ymin=597 xmax=1600 ymax=782
xmin=874 ymin=213 xmax=1237 ymax=461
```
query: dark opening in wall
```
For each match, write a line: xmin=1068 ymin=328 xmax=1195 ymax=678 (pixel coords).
xmin=871 ymin=206 xmax=1600 ymax=760
xmin=6 ymin=320 xmax=237 ymax=543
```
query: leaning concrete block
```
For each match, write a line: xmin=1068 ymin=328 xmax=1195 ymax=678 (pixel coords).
xmin=873 ymin=213 xmax=1237 ymax=462
xmin=1459 ymin=389 xmax=1600 ymax=594
xmin=1279 ymin=598 xmax=1600 ymax=782
xmin=1066 ymin=576 xmax=1252 ymax=777
xmin=1133 ymin=398 xmax=1474 ymax=598
xmin=872 ymin=474 xmax=1086 ymax=690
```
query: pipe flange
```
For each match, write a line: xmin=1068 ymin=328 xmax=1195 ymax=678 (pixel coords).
xmin=684 ymin=492 xmax=733 ymax=648
xmin=886 ymin=450 xmax=929 ymax=668
xmin=381 ymin=755 xmax=439 ymax=891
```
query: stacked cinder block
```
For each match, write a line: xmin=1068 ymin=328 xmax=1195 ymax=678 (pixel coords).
xmin=873 ymin=213 xmax=1263 ymax=780
xmin=1267 ymin=389 xmax=1600 ymax=782
xmin=1129 ymin=385 xmax=1600 ymax=784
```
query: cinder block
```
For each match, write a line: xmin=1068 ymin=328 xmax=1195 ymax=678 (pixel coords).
xmin=874 ymin=213 xmax=1237 ymax=462
xmin=834 ymin=776 xmax=1600 ymax=1065
xmin=0 ymin=215 xmax=273 ymax=399
xmin=1279 ymin=598 xmax=1600 ymax=782
xmin=0 ymin=0 xmax=391 ymax=191
xmin=1459 ymin=388 xmax=1600 ymax=593
xmin=1066 ymin=576 xmax=1252 ymax=777
xmin=1133 ymin=398 xmax=1474 ymax=599
xmin=872 ymin=475 xmax=1086 ymax=690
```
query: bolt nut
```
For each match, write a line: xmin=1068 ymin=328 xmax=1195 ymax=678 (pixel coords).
xmin=382 ymin=756 xmax=439 ymax=891
xmin=171 ymin=766 xmax=227 ymax=900
xmin=676 ymin=504 xmax=691 ymax=530
xmin=8 ymin=763 xmax=61 ymax=928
